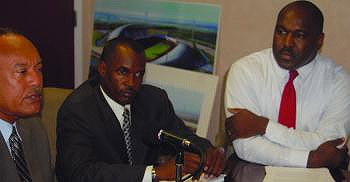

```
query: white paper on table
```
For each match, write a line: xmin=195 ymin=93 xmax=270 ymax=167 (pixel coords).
xmin=263 ymin=166 xmax=334 ymax=182
xmin=160 ymin=173 xmax=225 ymax=182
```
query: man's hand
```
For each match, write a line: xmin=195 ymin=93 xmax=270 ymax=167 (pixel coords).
xmin=155 ymin=147 xmax=225 ymax=181
xmin=155 ymin=152 xmax=200 ymax=181
xmin=202 ymin=147 xmax=226 ymax=177
xmin=225 ymin=108 xmax=269 ymax=141
xmin=307 ymin=138 xmax=349 ymax=169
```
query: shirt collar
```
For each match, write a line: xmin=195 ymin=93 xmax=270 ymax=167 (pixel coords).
xmin=100 ymin=86 xmax=130 ymax=122
xmin=270 ymin=50 xmax=318 ymax=81
xmin=297 ymin=54 xmax=318 ymax=80
xmin=0 ymin=119 xmax=21 ymax=142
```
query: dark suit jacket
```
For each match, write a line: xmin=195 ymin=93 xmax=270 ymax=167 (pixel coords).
xmin=56 ymin=78 xmax=212 ymax=182
xmin=0 ymin=117 xmax=55 ymax=182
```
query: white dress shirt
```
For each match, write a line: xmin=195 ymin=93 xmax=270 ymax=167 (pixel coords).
xmin=100 ymin=86 xmax=153 ymax=182
xmin=225 ymin=48 xmax=350 ymax=167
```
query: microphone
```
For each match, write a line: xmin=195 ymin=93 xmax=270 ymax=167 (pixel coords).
xmin=158 ymin=130 xmax=200 ymax=152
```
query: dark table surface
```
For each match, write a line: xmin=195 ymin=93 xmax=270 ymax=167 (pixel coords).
xmin=223 ymin=154 xmax=350 ymax=182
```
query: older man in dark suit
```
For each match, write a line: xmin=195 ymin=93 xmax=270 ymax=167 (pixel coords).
xmin=56 ymin=37 xmax=225 ymax=182
xmin=0 ymin=28 xmax=54 ymax=182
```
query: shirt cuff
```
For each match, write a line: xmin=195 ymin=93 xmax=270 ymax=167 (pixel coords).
xmin=142 ymin=165 xmax=153 ymax=182
xmin=287 ymin=150 xmax=309 ymax=167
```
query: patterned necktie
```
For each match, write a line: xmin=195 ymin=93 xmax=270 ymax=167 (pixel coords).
xmin=122 ymin=108 xmax=133 ymax=165
xmin=278 ymin=70 xmax=298 ymax=129
xmin=9 ymin=126 xmax=32 ymax=182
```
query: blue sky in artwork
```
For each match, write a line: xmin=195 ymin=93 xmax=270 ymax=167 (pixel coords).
xmin=95 ymin=0 xmax=220 ymax=32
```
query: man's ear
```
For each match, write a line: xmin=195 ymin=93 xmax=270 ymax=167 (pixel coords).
xmin=317 ymin=32 xmax=324 ymax=50
xmin=98 ymin=61 xmax=106 ymax=77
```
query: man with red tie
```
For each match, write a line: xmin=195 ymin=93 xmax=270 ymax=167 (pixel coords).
xmin=225 ymin=1 xmax=350 ymax=169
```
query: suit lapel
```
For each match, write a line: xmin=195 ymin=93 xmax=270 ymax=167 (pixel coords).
xmin=16 ymin=120 xmax=35 ymax=181
xmin=0 ymin=126 xmax=21 ymax=182
xmin=130 ymin=100 xmax=150 ymax=164
xmin=93 ymin=86 xmax=129 ymax=163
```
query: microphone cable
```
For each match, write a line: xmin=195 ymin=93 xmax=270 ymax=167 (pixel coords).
xmin=180 ymin=147 xmax=205 ymax=182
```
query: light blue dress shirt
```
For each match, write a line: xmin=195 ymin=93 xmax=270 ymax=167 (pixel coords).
xmin=0 ymin=119 xmax=21 ymax=155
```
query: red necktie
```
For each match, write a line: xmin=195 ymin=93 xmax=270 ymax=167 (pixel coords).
xmin=278 ymin=70 xmax=298 ymax=129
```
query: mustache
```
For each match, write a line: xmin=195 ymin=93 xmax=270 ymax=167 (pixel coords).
xmin=122 ymin=88 xmax=136 ymax=94
xmin=27 ymin=87 xmax=43 ymax=96
xmin=124 ymin=86 xmax=137 ymax=92
xmin=279 ymin=47 xmax=295 ymax=58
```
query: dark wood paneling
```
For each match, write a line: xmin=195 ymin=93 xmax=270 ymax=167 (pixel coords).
xmin=0 ymin=0 xmax=75 ymax=88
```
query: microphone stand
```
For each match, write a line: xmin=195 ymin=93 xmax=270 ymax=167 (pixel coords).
xmin=175 ymin=149 xmax=184 ymax=182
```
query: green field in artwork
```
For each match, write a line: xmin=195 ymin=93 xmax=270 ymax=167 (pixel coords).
xmin=145 ymin=41 xmax=173 ymax=60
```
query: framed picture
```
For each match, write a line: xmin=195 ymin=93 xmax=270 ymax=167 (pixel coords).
xmin=143 ymin=63 xmax=218 ymax=137
xmin=90 ymin=0 xmax=221 ymax=77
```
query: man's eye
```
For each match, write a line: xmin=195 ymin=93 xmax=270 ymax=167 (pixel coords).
xmin=36 ymin=65 xmax=43 ymax=72
xmin=276 ymin=28 xmax=287 ymax=35
xmin=117 ymin=67 xmax=128 ymax=75
xmin=293 ymin=32 xmax=307 ymax=39
xmin=17 ymin=69 xmax=27 ymax=74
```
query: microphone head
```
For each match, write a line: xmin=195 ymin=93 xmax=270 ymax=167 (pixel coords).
xmin=157 ymin=129 xmax=203 ymax=154
xmin=142 ymin=127 xmax=161 ymax=146
xmin=158 ymin=129 xmax=164 ymax=140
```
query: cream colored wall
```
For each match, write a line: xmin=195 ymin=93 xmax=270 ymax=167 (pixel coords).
xmin=81 ymin=0 xmax=350 ymax=144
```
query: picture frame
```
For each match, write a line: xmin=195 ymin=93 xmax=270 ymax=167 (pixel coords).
xmin=91 ymin=0 xmax=221 ymax=76
xmin=143 ymin=63 xmax=218 ymax=137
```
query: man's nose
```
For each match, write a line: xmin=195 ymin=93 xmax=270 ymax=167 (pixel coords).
xmin=125 ymin=74 xmax=136 ymax=87
xmin=284 ymin=33 xmax=294 ymax=48
xmin=27 ymin=69 xmax=43 ymax=87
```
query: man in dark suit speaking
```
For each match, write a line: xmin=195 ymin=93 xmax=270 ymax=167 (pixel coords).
xmin=0 ymin=28 xmax=54 ymax=182
xmin=56 ymin=37 xmax=225 ymax=182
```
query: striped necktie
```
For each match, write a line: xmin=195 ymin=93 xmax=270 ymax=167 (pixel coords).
xmin=9 ymin=126 xmax=32 ymax=182
xmin=122 ymin=108 xmax=133 ymax=165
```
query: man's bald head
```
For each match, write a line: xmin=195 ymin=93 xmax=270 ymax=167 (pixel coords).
xmin=278 ymin=1 xmax=324 ymax=34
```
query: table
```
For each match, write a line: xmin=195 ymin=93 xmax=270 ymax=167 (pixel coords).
xmin=223 ymin=154 xmax=350 ymax=182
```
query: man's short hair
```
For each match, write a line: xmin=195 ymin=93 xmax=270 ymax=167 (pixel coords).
xmin=0 ymin=27 xmax=19 ymax=36
xmin=100 ymin=37 xmax=145 ymax=64
xmin=279 ymin=1 xmax=324 ymax=34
